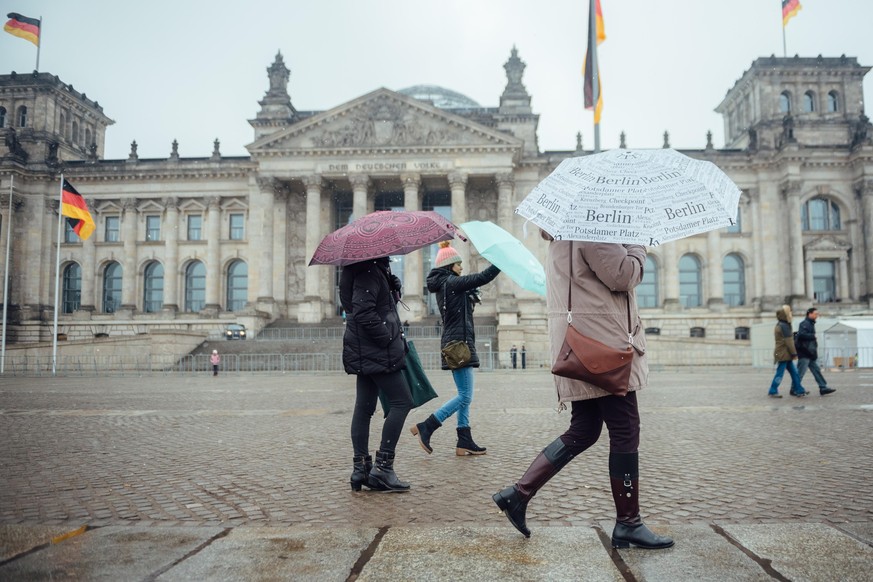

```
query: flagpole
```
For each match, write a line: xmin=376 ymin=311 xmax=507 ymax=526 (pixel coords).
xmin=52 ymin=174 xmax=63 ymax=376
xmin=782 ymin=22 xmax=787 ymax=58
xmin=35 ymin=16 xmax=42 ymax=70
xmin=1 ymin=175 xmax=12 ymax=374
xmin=590 ymin=0 xmax=601 ymax=153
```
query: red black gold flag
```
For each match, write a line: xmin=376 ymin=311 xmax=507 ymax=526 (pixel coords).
xmin=61 ymin=179 xmax=95 ymax=241
xmin=4 ymin=12 xmax=40 ymax=46
xmin=782 ymin=0 xmax=801 ymax=26
xmin=583 ymin=0 xmax=606 ymax=123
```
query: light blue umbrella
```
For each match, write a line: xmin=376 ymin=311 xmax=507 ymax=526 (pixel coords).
xmin=460 ymin=221 xmax=546 ymax=296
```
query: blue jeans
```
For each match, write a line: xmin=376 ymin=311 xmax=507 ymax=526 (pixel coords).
xmin=768 ymin=360 xmax=806 ymax=394
xmin=797 ymin=358 xmax=828 ymax=390
xmin=434 ymin=366 xmax=474 ymax=428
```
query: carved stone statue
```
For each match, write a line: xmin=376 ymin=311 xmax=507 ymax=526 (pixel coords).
xmin=782 ymin=114 xmax=795 ymax=143
xmin=267 ymin=52 xmax=290 ymax=96
xmin=4 ymin=127 xmax=28 ymax=161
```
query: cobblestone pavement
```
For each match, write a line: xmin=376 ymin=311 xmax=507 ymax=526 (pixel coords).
xmin=1 ymin=367 xmax=871 ymax=530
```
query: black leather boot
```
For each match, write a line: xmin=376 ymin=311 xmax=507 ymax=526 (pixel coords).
xmin=609 ymin=451 xmax=674 ymax=549
xmin=492 ymin=438 xmax=575 ymax=537
xmin=456 ymin=426 xmax=487 ymax=456
xmin=410 ymin=414 xmax=442 ymax=454
xmin=350 ymin=455 xmax=386 ymax=492
xmin=368 ymin=450 xmax=411 ymax=492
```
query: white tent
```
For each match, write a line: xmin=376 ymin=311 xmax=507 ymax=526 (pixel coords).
xmin=822 ymin=320 xmax=873 ymax=368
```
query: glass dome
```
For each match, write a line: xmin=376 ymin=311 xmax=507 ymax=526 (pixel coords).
xmin=397 ymin=85 xmax=480 ymax=109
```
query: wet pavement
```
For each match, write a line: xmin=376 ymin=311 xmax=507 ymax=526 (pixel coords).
xmin=0 ymin=367 xmax=871 ymax=580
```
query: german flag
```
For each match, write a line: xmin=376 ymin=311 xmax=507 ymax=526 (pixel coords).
xmin=4 ymin=12 xmax=40 ymax=46
xmin=782 ymin=0 xmax=801 ymax=26
xmin=61 ymin=179 xmax=95 ymax=241
xmin=583 ymin=0 xmax=606 ymax=123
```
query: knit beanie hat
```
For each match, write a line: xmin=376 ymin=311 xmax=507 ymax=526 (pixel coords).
xmin=435 ymin=241 xmax=462 ymax=268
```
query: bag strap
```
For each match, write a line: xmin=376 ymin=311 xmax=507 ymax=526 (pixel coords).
xmin=566 ymin=242 xmax=631 ymax=336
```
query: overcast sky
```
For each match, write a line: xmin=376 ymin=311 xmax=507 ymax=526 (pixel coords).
xmin=2 ymin=0 xmax=871 ymax=160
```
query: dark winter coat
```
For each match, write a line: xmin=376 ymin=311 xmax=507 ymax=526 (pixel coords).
xmin=426 ymin=264 xmax=500 ymax=370
xmin=795 ymin=316 xmax=818 ymax=360
xmin=340 ymin=258 xmax=407 ymax=376
xmin=773 ymin=305 xmax=797 ymax=363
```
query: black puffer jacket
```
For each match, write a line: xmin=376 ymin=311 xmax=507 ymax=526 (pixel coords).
xmin=340 ymin=258 xmax=407 ymax=376
xmin=426 ymin=264 xmax=500 ymax=370
xmin=796 ymin=316 xmax=818 ymax=360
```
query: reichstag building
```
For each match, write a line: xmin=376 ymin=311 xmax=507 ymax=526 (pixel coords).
xmin=1 ymin=49 xmax=871 ymax=355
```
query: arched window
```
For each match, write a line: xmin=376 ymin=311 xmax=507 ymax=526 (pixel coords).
xmin=143 ymin=261 xmax=164 ymax=313
xmin=0 ymin=107 xmax=6 ymax=128
xmin=102 ymin=262 xmax=122 ymax=313
xmin=226 ymin=260 xmax=248 ymax=312
xmin=803 ymin=91 xmax=815 ymax=113
xmin=801 ymin=197 xmax=841 ymax=231
xmin=62 ymin=263 xmax=81 ymax=314
xmin=71 ymin=121 xmax=79 ymax=144
xmin=779 ymin=91 xmax=791 ymax=114
xmin=16 ymin=106 xmax=27 ymax=127
xmin=679 ymin=254 xmax=702 ymax=308
xmin=184 ymin=261 xmax=206 ymax=312
xmin=723 ymin=253 xmax=746 ymax=306
xmin=827 ymin=91 xmax=839 ymax=113
xmin=637 ymin=256 xmax=659 ymax=308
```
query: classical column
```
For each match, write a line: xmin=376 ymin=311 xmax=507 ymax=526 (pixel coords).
xmin=204 ymin=196 xmax=221 ymax=311
xmin=839 ymin=255 xmax=850 ymax=301
xmin=255 ymin=178 xmax=276 ymax=303
xmin=120 ymin=198 xmax=137 ymax=310
xmin=662 ymin=241 xmax=680 ymax=310
xmin=495 ymin=172 xmax=515 ymax=298
xmin=783 ymin=181 xmax=806 ymax=299
xmin=746 ymin=191 xmax=764 ymax=307
xmin=78 ymin=232 xmax=96 ymax=312
xmin=300 ymin=175 xmax=324 ymax=323
xmin=449 ymin=172 xmax=469 ymax=266
xmin=162 ymin=197 xmax=179 ymax=313
xmin=402 ymin=173 xmax=424 ymax=319
xmin=706 ymin=229 xmax=723 ymax=308
xmin=857 ymin=179 xmax=873 ymax=303
xmin=350 ymin=174 xmax=370 ymax=222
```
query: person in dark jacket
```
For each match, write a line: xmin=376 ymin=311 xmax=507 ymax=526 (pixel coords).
xmin=411 ymin=241 xmax=500 ymax=456
xmin=768 ymin=304 xmax=809 ymax=398
xmin=796 ymin=307 xmax=836 ymax=396
xmin=340 ymin=257 xmax=413 ymax=492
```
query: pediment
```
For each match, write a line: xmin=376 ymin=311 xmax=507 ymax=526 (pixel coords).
xmin=248 ymin=88 xmax=521 ymax=153
xmin=804 ymin=235 xmax=851 ymax=251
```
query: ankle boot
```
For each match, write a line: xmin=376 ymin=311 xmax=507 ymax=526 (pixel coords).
xmin=350 ymin=455 xmax=386 ymax=492
xmin=492 ymin=438 xmax=575 ymax=537
xmin=609 ymin=452 xmax=674 ymax=549
xmin=368 ymin=450 xmax=411 ymax=492
xmin=456 ymin=426 xmax=486 ymax=456
xmin=410 ymin=414 xmax=441 ymax=454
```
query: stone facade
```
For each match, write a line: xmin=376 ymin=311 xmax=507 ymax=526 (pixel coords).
xmin=1 ymin=51 xmax=872 ymax=354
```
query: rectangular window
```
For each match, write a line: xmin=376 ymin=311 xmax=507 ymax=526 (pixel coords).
xmin=64 ymin=220 xmax=78 ymax=243
xmin=105 ymin=216 xmax=120 ymax=242
xmin=187 ymin=215 xmax=202 ymax=241
xmin=812 ymin=260 xmax=836 ymax=303
xmin=229 ymin=213 xmax=245 ymax=240
xmin=146 ymin=215 xmax=161 ymax=241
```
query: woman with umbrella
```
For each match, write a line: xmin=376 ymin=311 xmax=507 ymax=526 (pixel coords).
xmin=412 ymin=241 xmax=500 ymax=456
xmin=341 ymin=256 xmax=413 ymax=492
xmin=492 ymin=233 xmax=673 ymax=549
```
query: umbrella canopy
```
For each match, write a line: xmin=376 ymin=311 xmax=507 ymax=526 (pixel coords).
xmin=515 ymin=148 xmax=742 ymax=246
xmin=460 ymin=220 xmax=546 ymax=296
xmin=309 ymin=210 xmax=463 ymax=266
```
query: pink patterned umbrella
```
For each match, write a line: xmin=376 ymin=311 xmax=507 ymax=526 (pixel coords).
xmin=309 ymin=210 xmax=465 ymax=266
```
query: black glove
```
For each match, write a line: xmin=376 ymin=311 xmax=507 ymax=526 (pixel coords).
xmin=390 ymin=274 xmax=402 ymax=299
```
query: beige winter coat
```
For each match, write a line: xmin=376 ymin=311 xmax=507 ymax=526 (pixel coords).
xmin=547 ymin=241 xmax=648 ymax=404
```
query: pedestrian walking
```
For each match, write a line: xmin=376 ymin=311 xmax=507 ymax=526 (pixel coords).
xmin=492 ymin=237 xmax=673 ymax=550
xmin=510 ymin=345 xmax=518 ymax=369
xmin=411 ymin=241 xmax=500 ymax=456
xmin=210 ymin=349 xmax=220 ymax=376
xmin=796 ymin=307 xmax=836 ymax=396
xmin=341 ymin=257 xmax=413 ymax=493
xmin=521 ymin=345 xmax=527 ymax=369
xmin=768 ymin=304 xmax=809 ymax=398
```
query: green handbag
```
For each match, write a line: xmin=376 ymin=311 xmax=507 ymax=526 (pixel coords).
xmin=380 ymin=341 xmax=438 ymax=416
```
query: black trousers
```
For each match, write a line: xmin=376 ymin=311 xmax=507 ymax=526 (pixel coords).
xmin=351 ymin=371 xmax=413 ymax=457
xmin=559 ymin=392 xmax=640 ymax=454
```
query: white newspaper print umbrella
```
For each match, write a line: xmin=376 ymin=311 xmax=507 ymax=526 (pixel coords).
xmin=515 ymin=149 xmax=742 ymax=246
